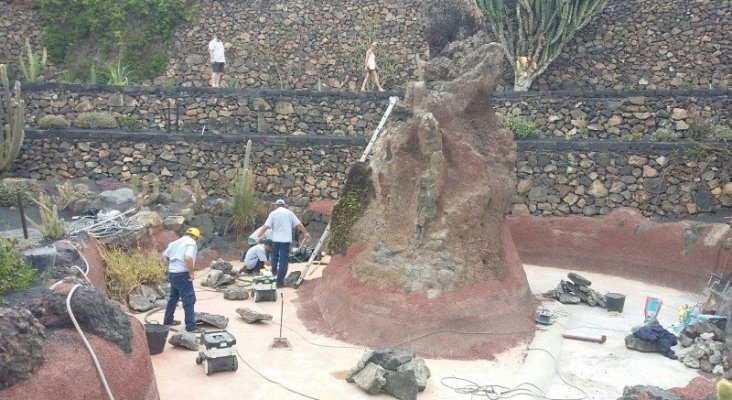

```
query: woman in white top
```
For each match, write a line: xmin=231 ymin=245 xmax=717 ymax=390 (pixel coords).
xmin=361 ymin=42 xmax=385 ymax=92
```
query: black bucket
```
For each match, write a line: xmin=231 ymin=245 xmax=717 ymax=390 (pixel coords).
xmin=605 ymin=293 xmax=626 ymax=313
xmin=144 ymin=324 xmax=170 ymax=355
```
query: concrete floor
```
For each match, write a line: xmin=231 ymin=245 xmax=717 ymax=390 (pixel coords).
xmin=138 ymin=261 xmax=703 ymax=400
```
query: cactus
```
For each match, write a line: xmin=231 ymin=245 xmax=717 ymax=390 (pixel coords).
xmin=130 ymin=174 xmax=160 ymax=206
xmin=18 ymin=38 xmax=47 ymax=83
xmin=29 ymin=194 xmax=65 ymax=240
xmin=719 ymin=379 xmax=732 ymax=400
xmin=0 ymin=64 xmax=25 ymax=176
xmin=476 ymin=0 xmax=607 ymax=91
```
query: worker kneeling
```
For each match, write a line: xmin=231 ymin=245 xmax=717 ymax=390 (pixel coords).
xmin=241 ymin=239 xmax=272 ymax=275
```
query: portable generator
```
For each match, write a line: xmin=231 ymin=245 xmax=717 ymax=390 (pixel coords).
xmin=253 ymin=275 xmax=277 ymax=302
xmin=195 ymin=330 xmax=238 ymax=375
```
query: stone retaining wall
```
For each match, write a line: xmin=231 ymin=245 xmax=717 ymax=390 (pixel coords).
xmin=22 ymin=84 xmax=395 ymax=135
xmin=20 ymin=84 xmax=732 ymax=140
xmin=1 ymin=0 xmax=730 ymax=91
xmin=513 ymin=141 xmax=732 ymax=218
xmin=13 ymin=130 xmax=366 ymax=206
xmin=11 ymin=131 xmax=732 ymax=218
xmin=494 ymin=89 xmax=732 ymax=140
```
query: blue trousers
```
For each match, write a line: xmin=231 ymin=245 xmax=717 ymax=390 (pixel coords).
xmin=271 ymin=242 xmax=290 ymax=285
xmin=164 ymin=272 xmax=197 ymax=331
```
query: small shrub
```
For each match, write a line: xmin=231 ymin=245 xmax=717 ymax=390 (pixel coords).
xmin=228 ymin=170 xmax=259 ymax=237
xmin=101 ymin=246 xmax=166 ymax=302
xmin=38 ymin=115 xmax=68 ymax=130
xmin=651 ymin=127 xmax=679 ymax=142
xmin=74 ymin=112 xmax=119 ymax=129
xmin=0 ymin=181 xmax=32 ymax=207
xmin=120 ymin=116 xmax=143 ymax=131
xmin=689 ymin=115 xmax=716 ymax=141
xmin=61 ymin=70 xmax=77 ymax=84
xmin=714 ymin=125 xmax=732 ymax=141
xmin=224 ymin=78 xmax=239 ymax=89
xmin=107 ymin=60 xmax=132 ymax=86
xmin=0 ymin=238 xmax=37 ymax=302
xmin=332 ymin=129 xmax=346 ymax=137
xmin=628 ymin=131 xmax=643 ymax=141
xmin=501 ymin=114 xmax=540 ymax=139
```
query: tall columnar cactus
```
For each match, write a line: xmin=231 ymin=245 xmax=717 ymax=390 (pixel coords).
xmin=0 ymin=64 xmax=25 ymax=176
xmin=476 ymin=0 xmax=607 ymax=91
xmin=19 ymin=38 xmax=47 ymax=83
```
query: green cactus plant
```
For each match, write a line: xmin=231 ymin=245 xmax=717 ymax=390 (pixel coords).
xmin=476 ymin=0 xmax=608 ymax=91
xmin=130 ymin=174 xmax=160 ymax=206
xmin=28 ymin=194 xmax=65 ymax=240
xmin=0 ymin=64 xmax=25 ymax=177
xmin=18 ymin=38 xmax=47 ymax=83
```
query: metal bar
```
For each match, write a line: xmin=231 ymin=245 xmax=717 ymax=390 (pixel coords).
xmin=561 ymin=334 xmax=607 ymax=344
xmin=295 ymin=96 xmax=399 ymax=287
xmin=17 ymin=190 xmax=28 ymax=239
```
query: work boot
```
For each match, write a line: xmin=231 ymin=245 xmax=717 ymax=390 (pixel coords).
xmin=164 ymin=320 xmax=181 ymax=326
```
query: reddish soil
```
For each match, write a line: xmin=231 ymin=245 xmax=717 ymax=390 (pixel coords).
xmin=297 ymin=225 xmax=535 ymax=360
xmin=2 ymin=318 xmax=159 ymax=400
xmin=508 ymin=208 xmax=732 ymax=292
xmin=670 ymin=376 xmax=716 ymax=400
xmin=77 ymin=236 xmax=108 ymax=294
xmin=307 ymin=200 xmax=336 ymax=216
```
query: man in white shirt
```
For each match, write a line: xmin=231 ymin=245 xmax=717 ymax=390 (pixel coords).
xmin=208 ymin=34 xmax=226 ymax=88
xmin=256 ymin=199 xmax=311 ymax=286
xmin=242 ymin=239 xmax=273 ymax=274
xmin=161 ymin=227 xmax=202 ymax=333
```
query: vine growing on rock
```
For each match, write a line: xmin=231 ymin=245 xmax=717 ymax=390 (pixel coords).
xmin=39 ymin=0 xmax=198 ymax=80
xmin=328 ymin=162 xmax=375 ymax=255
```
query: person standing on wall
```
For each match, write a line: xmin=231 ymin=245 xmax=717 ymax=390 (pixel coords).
xmin=361 ymin=42 xmax=385 ymax=92
xmin=256 ymin=199 xmax=311 ymax=287
xmin=161 ymin=227 xmax=204 ymax=333
xmin=208 ymin=34 xmax=226 ymax=88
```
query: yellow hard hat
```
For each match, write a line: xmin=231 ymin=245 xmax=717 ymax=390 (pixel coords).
xmin=186 ymin=227 xmax=201 ymax=238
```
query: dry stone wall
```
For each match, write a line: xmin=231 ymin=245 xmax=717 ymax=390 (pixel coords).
xmin=532 ymin=0 xmax=732 ymax=91
xmin=11 ymin=132 xmax=731 ymax=218
xmin=22 ymin=84 xmax=395 ymax=135
xmin=1 ymin=0 xmax=730 ymax=91
xmin=495 ymin=89 xmax=732 ymax=140
xmin=512 ymin=141 xmax=732 ymax=218
xmin=13 ymin=131 xmax=364 ymax=205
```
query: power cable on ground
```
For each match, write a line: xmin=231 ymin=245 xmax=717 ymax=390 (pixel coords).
xmin=234 ymin=348 xmax=321 ymax=400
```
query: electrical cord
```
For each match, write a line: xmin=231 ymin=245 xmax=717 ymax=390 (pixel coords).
xmin=234 ymin=348 xmax=321 ymax=400
xmin=67 ymin=284 xmax=116 ymax=400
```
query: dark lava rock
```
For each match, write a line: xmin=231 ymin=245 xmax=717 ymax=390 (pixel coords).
xmin=27 ymin=284 xmax=132 ymax=353
xmin=371 ymin=348 xmax=414 ymax=371
xmin=0 ymin=307 xmax=46 ymax=389
xmin=384 ymin=369 xmax=418 ymax=400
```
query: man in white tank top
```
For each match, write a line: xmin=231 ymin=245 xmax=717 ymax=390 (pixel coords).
xmin=361 ymin=42 xmax=385 ymax=92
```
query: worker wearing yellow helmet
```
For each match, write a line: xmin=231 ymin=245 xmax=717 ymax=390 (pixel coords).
xmin=161 ymin=227 xmax=203 ymax=333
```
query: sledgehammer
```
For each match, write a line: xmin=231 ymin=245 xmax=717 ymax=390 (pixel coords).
xmin=561 ymin=333 xmax=607 ymax=344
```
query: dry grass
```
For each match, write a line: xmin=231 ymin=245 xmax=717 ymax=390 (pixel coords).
xmin=100 ymin=246 xmax=166 ymax=302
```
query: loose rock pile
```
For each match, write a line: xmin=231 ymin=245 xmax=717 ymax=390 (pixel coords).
xmin=201 ymin=259 xmax=239 ymax=288
xmin=676 ymin=322 xmax=729 ymax=375
xmin=346 ymin=348 xmax=431 ymax=400
xmin=543 ymin=272 xmax=606 ymax=307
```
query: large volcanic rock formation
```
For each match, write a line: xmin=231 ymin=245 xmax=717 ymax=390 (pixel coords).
xmin=298 ymin=33 xmax=535 ymax=359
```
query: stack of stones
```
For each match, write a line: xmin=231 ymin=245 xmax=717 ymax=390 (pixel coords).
xmin=543 ymin=272 xmax=606 ymax=307
xmin=346 ymin=348 xmax=431 ymax=400
xmin=676 ymin=322 xmax=729 ymax=375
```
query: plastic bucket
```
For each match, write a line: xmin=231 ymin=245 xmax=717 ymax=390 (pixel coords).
xmin=144 ymin=324 xmax=170 ymax=355
xmin=605 ymin=293 xmax=626 ymax=313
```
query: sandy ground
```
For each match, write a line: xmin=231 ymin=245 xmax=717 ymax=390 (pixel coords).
xmin=138 ymin=261 xmax=703 ymax=400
